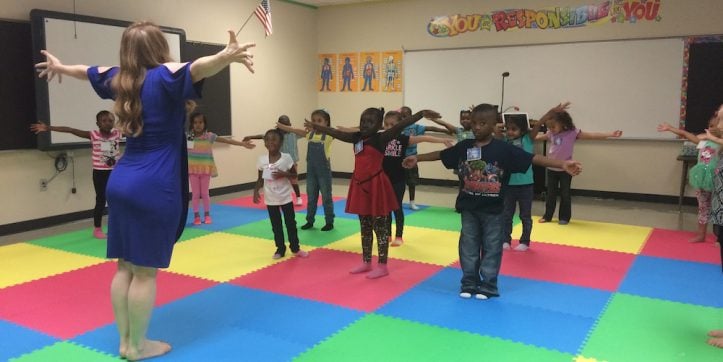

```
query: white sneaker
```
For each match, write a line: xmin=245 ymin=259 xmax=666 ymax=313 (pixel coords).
xmin=295 ymin=198 xmax=303 ymax=206
xmin=474 ymin=293 xmax=489 ymax=300
xmin=514 ymin=244 xmax=529 ymax=252
xmin=502 ymin=242 xmax=511 ymax=250
xmin=459 ymin=292 xmax=472 ymax=299
xmin=409 ymin=202 xmax=420 ymax=211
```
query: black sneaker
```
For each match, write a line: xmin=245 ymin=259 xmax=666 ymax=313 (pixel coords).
xmin=321 ymin=223 xmax=334 ymax=231
xmin=300 ymin=222 xmax=314 ymax=230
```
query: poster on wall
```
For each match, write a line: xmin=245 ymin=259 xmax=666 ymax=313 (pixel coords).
xmin=359 ymin=51 xmax=381 ymax=92
xmin=337 ymin=52 xmax=359 ymax=92
xmin=382 ymin=51 xmax=403 ymax=92
xmin=318 ymin=53 xmax=337 ymax=92
xmin=427 ymin=0 xmax=663 ymax=37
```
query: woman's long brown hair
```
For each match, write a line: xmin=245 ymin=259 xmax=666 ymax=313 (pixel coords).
xmin=111 ymin=22 xmax=172 ymax=136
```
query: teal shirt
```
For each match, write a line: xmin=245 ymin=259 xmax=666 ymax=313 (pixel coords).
xmin=280 ymin=132 xmax=299 ymax=162
xmin=507 ymin=134 xmax=534 ymax=185
xmin=456 ymin=127 xmax=475 ymax=142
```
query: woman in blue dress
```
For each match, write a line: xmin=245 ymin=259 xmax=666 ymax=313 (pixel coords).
xmin=36 ymin=22 xmax=255 ymax=360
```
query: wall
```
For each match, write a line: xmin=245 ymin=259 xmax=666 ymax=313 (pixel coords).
xmin=317 ymin=0 xmax=723 ymax=196
xmin=0 ymin=0 xmax=317 ymax=226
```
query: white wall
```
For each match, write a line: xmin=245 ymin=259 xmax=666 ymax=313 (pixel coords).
xmin=317 ymin=0 xmax=723 ymax=195
xmin=0 ymin=0 xmax=317 ymax=225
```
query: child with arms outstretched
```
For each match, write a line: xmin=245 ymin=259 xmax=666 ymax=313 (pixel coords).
xmin=403 ymin=104 xmax=582 ymax=299
xmin=187 ymin=111 xmax=254 ymax=225
xmin=31 ymin=110 xmax=121 ymax=239
xmin=306 ymin=107 xmax=441 ymax=278
xmin=277 ymin=110 xmax=336 ymax=231
xmin=536 ymin=105 xmax=621 ymax=225
xmin=658 ymin=115 xmax=721 ymax=242
xmin=502 ymin=103 xmax=568 ymax=251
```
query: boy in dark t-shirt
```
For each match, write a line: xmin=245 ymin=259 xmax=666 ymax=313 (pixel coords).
xmin=403 ymin=104 xmax=582 ymax=299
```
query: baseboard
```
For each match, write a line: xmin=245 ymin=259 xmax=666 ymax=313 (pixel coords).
xmin=331 ymin=171 xmax=697 ymax=206
xmin=0 ymin=172 xmax=695 ymax=237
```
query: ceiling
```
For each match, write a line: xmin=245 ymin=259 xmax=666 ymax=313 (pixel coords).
xmin=293 ymin=0 xmax=385 ymax=7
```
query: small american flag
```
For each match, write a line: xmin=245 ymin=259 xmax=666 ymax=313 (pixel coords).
xmin=255 ymin=0 xmax=273 ymax=36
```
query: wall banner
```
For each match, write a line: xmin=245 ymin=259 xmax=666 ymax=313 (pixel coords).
xmin=428 ymin=0 xmax=662 ymax=38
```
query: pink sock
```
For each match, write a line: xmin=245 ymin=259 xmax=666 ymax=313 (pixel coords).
xmin=366 ymin=264 xmax=389 ymax=279
xmin=349 ymin=262 xmax=372 ymax=274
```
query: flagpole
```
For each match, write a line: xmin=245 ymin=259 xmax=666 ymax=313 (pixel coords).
xmin=236 ymin=11 xmax=256 ymax=36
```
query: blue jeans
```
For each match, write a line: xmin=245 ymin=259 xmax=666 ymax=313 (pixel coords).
xmin=459 ymin=210 xmax=504 ymax=296
xmin=503 ymin=185 xmax=533 ymax=245
xmin=306 ymin=164 xmax=335 ymax=225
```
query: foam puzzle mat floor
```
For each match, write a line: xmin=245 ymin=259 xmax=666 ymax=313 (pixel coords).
xmin=1 ymin=195 xmax=721 ymax=361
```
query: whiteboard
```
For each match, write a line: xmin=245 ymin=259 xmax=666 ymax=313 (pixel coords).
xmin=32 ymin=11 xmax=183 ymax=149
xmin=404 ymin=38 xmax=685 ymax=140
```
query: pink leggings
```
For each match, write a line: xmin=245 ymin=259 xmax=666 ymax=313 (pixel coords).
xmin=190 ymin=174 xmax=211 ymax=214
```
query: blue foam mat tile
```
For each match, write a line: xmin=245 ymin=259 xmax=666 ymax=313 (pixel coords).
xmin=376 ymin=268 xmax=602 ymax=354
xmin=74 ymin=284 xmax=363 ymax=361
xmin=184 ymin=205 xmax=270 ymax=231
xmin=618 ymin=255 xmax=723 ymax=308
xmin=0 ymin=320 xmax=58 ymax=361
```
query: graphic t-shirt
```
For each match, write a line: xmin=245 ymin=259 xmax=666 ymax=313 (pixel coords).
xmin=257 ymin=153 xmax=294 ymax=206
xmin=456 ymin=127 xmax=475 ymax=142
xmin=382 ymin=134 xmax=410 ymax=184
xmin=90 ymin=129 xmax=122 ymax=170
xmin=507 ymin=134 xmax=534 ymax=186
xmin=440 ymin=138 xmax=533 ymax=213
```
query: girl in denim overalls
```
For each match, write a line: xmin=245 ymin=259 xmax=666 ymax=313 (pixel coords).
xmin=277 ymin=109 xmax=336 ymax=231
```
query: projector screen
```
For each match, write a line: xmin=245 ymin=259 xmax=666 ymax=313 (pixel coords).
xmin=31 ymin=10 xmax=185 ymax=150
xmin=404 ymin=38 xmax=685 ymax=140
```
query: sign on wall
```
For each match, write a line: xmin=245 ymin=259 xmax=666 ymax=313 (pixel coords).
xmin=359 ymin=51 xmax=381 ymax=92
xmin=337 ymin=52 xmax=359 ymax=92
xmin=381 ymin=51 xmax=403 ymax=92
xmin=317 ymin=51 xmax=401 ymax=93
xmin=318 ymin=53 xmax=337 ymax=92
xmin=428 ymin=0 xmax=662 ymax=38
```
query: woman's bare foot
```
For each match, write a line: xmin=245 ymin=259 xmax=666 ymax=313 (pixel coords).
xmin=708 ymin=330 xmax=723 ymax=337
xmin=126 ymin=340 xmax=171 ymax=361
xmin=688 ymin=234 xmax=706 ymax=243
xmin=538 ymin=218 xmax=549 ymax=223
xmin=707 ymin=337 xmax=723 ymax=348
xmin=119 ymin=343 xmax=128 ymax=359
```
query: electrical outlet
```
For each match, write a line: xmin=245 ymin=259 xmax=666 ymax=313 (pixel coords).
xmin=40 ymin=179 xmax=48 ymax=191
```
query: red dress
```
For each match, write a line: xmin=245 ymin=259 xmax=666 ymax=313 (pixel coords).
xmin=345 ymin=137 xmax=399 ymax=216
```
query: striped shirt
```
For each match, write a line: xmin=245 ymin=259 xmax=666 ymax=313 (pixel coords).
xmin=90 ymin=129 xmax=121 ymax=170
xmin=188 ymin=131 xmax=218 ymax=176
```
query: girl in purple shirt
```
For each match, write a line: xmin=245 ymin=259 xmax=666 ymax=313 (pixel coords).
xmin=536 ymin=105 xmax=622 ymax=224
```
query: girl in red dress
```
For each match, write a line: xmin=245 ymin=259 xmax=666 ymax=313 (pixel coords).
xmin=305 ymin=107 xmax=440 ymax=278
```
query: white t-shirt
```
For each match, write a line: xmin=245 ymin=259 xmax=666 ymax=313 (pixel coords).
xmin=257 ymin=153 xmax=294 ymax=206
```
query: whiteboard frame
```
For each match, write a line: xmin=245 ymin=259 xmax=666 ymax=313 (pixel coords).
xmin=31 ymin=9 xmax=186 ymax=151
xmin=403 ymin=36 xmax=687 ymax=140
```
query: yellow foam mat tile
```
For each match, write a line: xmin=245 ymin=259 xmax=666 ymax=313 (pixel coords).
xmin=519 ymin=218 xmax=652 ymax=254
xmin=167 ymin=232 xmax=313 ymax=282
xmin=0 ymin=243 xmax=105 ymax=289
xmin=324 ymin=226 xmax=460 ymax=266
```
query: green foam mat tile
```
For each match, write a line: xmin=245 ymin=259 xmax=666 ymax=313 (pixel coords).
xmin=177 ymin=226 xmax=213 ymax=242
xmin=10 ymin=341 xmax=120 ymax=361
xmin=294 ymin=314 xmax=573 ymax=362
xmin=582 ymin=293 xmax=722 ymax=361
xmin=224 ymin=214 xmax=361 ymax=247
xmin=403 ymin=206 xmax=522 ymax=232
xmin=27 ymin=228 xmax=107 ymax=259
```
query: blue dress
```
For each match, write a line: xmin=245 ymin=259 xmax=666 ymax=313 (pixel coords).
xmin=88 ymin=64 xmax=202 ymax=268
